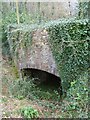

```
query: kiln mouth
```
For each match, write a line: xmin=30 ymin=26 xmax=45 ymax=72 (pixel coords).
xmin=21 ymin=68 xmax=62 ymax=95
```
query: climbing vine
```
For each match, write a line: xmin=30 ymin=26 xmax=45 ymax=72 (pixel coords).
xmin=8 ymin=18 xmax=89 ymax=96
xmin=47 ymin=19 xmax=89 ymax=95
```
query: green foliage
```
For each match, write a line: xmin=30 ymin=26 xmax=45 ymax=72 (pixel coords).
xmin=2 ymin=10 xmax=17 ymax=57
xmin=9 ymin=77 xmax=61 ymax=101
xmin=78 ymin=2 xmax=89 ymax=19
xmin=7 ymin=18 xmax=89 ymax=99
xmin=9 ymin=78 xmax=36 ymax=99
xmin=2 ymin=7 xmax=44 ymax=57
xmin=47 ymin=19 xmax=89 ymax=95
xmin=8 ymin=18 xmax=89 ymax=97
xmin=7 ymin=29 xmax=33 ymax=63
xmin=60 ymin=72 xmax=88 ymax=118
xmin=31 ymin=87 xmax=61 ymax=101
xmin=2 ymin=3 xmax=89 ymax=118
xmin=20 ymin=106 xmax=39 ymax=119
xmin=1 ymin=97 xmax=8 ymax=103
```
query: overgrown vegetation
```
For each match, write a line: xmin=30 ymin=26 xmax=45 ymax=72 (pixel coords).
xmin=20 ymin=106 xmax=39 ymax=118
xmin=9 ymin=78 xmax=35 ymax=100
xmin=7 ymin=18 xmax=89 ymax=118
xmin=9 ymin=77 xmax=61 ymax=101
xmin=47 ymin=18 xmax=89 ymax=95
xmin=2 ymin=1 xmax=89 ymax=118
xmin=2 ymin=3 xmax=44 ymax=58
xmin=60 ymin=72 xmax=88 ymax=118
xmin=8 ymin=18 xmax=89 ymax=95
xmin=78 ymin=2 xmax=89 ymax=19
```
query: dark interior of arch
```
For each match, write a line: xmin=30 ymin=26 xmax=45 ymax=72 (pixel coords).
xmin=21 ymin=68 xmax=62 ymax=95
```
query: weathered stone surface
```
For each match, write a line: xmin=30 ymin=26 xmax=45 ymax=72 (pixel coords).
xmin=18 ymin=29 xmax=59 ymax=77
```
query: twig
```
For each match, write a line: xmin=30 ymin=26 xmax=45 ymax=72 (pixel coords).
xmin=16 ymin=0 xmax=20 ymax=24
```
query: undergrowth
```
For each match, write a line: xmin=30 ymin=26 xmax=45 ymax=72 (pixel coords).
xmin=2 ymin=3 xmax=89 ymax=118
xmin=20 ymin=106 xmax=39 ymax=119
xmin=9 ymin=72 xmax=88 ymax=118
xmin=9 ymin=77 xmax=61 ymax=101
xmin=60 ymin=72 xmax=88 ymax=118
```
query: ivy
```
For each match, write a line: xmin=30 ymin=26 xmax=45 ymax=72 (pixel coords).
xmin=47 ymin=19 xmax=89 ymax=95
xmin=8 ymin=18 xmax=90 ymax=96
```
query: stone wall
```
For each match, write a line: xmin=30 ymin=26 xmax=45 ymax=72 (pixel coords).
xmin=18 ymin=29 xmax=59 ymax=77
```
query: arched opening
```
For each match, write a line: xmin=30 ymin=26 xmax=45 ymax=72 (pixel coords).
xmin=21 ymin=68 xmax=62 ymax=98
